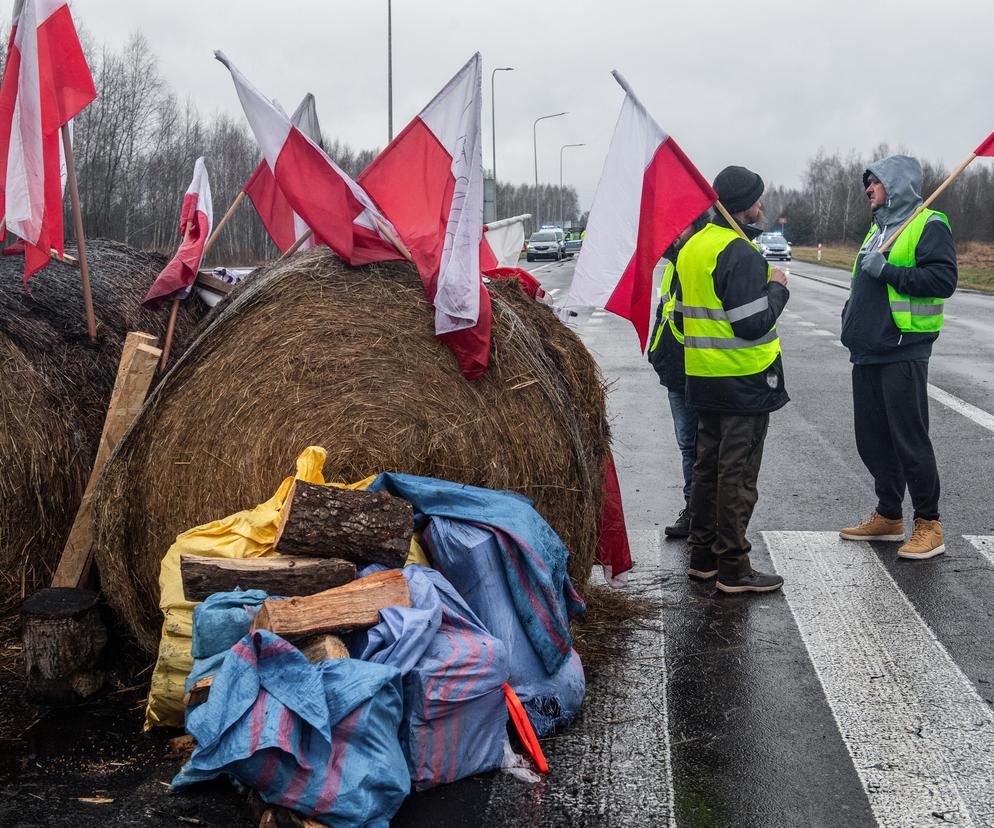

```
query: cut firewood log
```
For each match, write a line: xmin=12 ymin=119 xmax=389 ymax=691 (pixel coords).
xmin=21 ymin=588 xmax=107 ymax=702
xmin=274 ymin=481 xmax=413 ymax=568
xmin=183 ymin=635 xmax=349 ymax=710
xmin=250 ymin=570 xmax=409 ymax=640
xmin=180 ymin=555 xmax=356 ymax=602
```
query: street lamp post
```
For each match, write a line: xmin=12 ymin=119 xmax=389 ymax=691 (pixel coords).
xmin=559 ymin=143 xmax=585 ymax=228
xmin=491 ymin=66 xmax=513 ymax=215
xmin=533 ymin=111 xmax=567 ymax=230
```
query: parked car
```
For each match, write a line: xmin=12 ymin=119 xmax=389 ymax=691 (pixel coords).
xmin=756 ymin=232 xmax=791 ymax=261
xmin=526 ymin=230 xmax=565 ymax=262
xmin=564 ymin=236 xmax=582 ymax=256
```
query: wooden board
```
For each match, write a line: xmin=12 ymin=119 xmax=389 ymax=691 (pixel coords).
xmin=250 ymin=570 xmax=410 ymax=639
xmin=51 ymin=334 xmax=161 ymax=588
xmin=180 ymin=555 xmax=355 ymax=602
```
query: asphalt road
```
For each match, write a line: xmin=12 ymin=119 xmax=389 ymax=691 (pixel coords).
xmin=400 ymin=254 xmax=994 ymax=828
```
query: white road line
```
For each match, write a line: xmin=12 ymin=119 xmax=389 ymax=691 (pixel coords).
xmin=528 ymin=262 xmax=558 ymax=273
xmin=796 ymin=321 xmax=816 ymax=327
xmin=963 ymin=535 xmax=994 ymax=567
xmin=764 ymin=531 xmax=994 ymax=828
xmin=927 ymin=384 xmax=994 ymax=434
xmin=812 ymin=329 xmax=834 ymax=336
xmin=545 ymin=287 xmax=560 ymax=296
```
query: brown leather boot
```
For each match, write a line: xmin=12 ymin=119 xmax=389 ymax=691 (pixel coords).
xmin=839 ymin=511 xmax=905 ymax=542
xmin=898 ymin=518 xmax=945 ymax=560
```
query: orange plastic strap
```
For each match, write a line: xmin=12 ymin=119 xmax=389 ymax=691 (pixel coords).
xmin=502 ymin=682 xmax=549 ymax=773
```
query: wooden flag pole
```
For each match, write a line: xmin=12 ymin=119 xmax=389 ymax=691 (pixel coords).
xmin=200 ymin=190 xmax=245 ymax=263
xmin=275 ymin=228 xmax=314 ymax=262
xmin=61 ymin=124 xmax=98 ymax=342
xmin=712 ymin=199 xmax=752 ymax=243
xmin=373 ymin=217 xmax=414 ymax=263
xmin=879 ymin=152 xmax=977 ymax=253
xmin=159 ymin=223 xmax=194 ymax=372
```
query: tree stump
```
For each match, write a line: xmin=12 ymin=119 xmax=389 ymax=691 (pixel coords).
xmin=21 ymin=588 xmax=107 ymax=703
xmin=274 ymin=481 xmax=413 ymax=568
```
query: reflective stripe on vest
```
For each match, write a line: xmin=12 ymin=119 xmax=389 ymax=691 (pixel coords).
xmin=676 ymin=224 xmax=781 ymax=378
xmin=853 ymin=209 xmax=949 ymax=333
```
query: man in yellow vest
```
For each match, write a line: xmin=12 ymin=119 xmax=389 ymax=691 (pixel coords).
xmin=839 ymin=155 xmax=957 ymax=559
xmin=677 ymin=166 xmax=789 ymax=593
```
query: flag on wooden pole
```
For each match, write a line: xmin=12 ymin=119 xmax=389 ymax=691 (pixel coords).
xmin=243 ymin=94 xmax=321 ymax=254
xmin=561 ymin=71 xmax=716 ymax=349
xmin=0 ymin=0 xmax=96 ymax=285
xmin=143 ymin=157 xmax=213 ymax=310
xmin=359 ymin=53 xmax=491 ymax=379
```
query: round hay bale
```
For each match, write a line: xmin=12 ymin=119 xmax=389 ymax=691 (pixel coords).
xmin=91 ymin=249 xmax=610 ymax=652
xmin=0 ymin=239 xmax=208 ymax=612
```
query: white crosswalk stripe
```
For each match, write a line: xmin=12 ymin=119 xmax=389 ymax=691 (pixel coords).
xmin=765 ymin=531 xmax=994 ymax=828
xmin=963 ymin=535 xmax=994 ymax=567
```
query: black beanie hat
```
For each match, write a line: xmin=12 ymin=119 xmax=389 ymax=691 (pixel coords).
xmin=713 ymin=165 xmax=764 ymax=214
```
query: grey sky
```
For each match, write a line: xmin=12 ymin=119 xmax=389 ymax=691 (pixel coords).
xmin=66 ymin=0 xmax=994 ymax=211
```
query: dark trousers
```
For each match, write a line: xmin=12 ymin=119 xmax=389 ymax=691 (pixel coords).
xmin=667 ymin=389 xmax=699 ymax=500
xmin=852 ymin=362 xmax=940 ymax=521
xmin=688 ymin=412 xmax=770 ymax=562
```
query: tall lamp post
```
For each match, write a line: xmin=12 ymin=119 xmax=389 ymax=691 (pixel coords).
xmin=559 ymin=143 xmax=585 ymax=228
xmin=533 ymin=111 xmax=567 ymax=230
xmin=387 ymin=0 xmax=393 ymax=141
xmin=491 ymin=66 xmax=513 ymax=214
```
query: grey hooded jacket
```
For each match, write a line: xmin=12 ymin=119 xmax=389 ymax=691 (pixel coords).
xmin=840 ymin=154 xmax=958 ymax=364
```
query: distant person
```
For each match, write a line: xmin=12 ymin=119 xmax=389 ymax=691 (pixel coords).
xmin=676 ymin=166 xmax=789 ymax=593
xmin=839 ymin=155 xmax=957 ymax=559
xmin=648 ymin=212 xmax=711 ymax=538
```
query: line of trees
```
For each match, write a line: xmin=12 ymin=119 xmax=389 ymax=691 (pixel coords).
xmin=762 ymin=145 xmax=994 ymax=246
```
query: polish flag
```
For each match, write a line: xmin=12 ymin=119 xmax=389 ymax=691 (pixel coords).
xmin=142 ymin=156 xmax=213 ymax=310
xmin=243 ymin=93 xmax=320 ymax=254
xmin=216 ymin=51 xmax=401 ymax=267
xmin=0 ymin=0 xmax=96 ymax=285
xmin=359 ymin=53 xmax=490 ymax=380
xmin=975 ymin=129 xmax=994 ymax=157
xmin=480 ymin=213 xmax=530 ymax=270
xmin=561 ymin=71 xmax=716 ymax=349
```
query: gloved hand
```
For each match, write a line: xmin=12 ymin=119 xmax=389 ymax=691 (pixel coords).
xmin=860 ymin=250 xmax=887 ymax=279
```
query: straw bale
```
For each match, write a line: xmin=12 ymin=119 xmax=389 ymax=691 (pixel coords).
xmin=91 ymin=249 xmax=611 ymax=652
xmin=0 ymin=240 xmax=208 ymax=612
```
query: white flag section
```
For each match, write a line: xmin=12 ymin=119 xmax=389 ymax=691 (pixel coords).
xmin=561 ymin=71 xmax=715 ymax=348
xmin=483 ymin=214 xmax=530 ymax=268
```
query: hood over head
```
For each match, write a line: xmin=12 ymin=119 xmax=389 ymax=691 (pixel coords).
xmin=863 ymin=154 xmax=923 ymax=229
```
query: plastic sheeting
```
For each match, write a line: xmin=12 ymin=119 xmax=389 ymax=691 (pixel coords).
xmin=174 ymin=630 xmax=409 ymax=827
xmin=356 ymin=565 xmax=510 ymax=791
xmin=425 ymin=518 xmax=585 ymax=735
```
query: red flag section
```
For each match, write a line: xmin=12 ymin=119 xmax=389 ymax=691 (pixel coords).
xmin=562 ymin=71 xmax=715 ymax=350
xmin=243 ymin=94 xmax=320 ymax=254
xmin=143 ymin=157 xmax=213 ymax=310
xmin=216 ymin=51 xmax=401 ymax=268
xmin=975 ymin=130 xmax=994 ymax=157
xmin=0 ymin=0 xmax=95 ymax=285
xmin=360 ymin=54 xmax=491 ymax=380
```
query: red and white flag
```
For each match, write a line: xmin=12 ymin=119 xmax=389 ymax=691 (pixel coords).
xmin=243 ymin=93 xmax=320 ymax=254
xmin=359 ymin=53 xmax=490 ymax=380
xmin=142 ymin=157 xmax=213 ymax=310
xmin=216 ymin=51 xmax=401 ymax=267
xmin=480 ymin=213 xmax=530 ymax=270
xmin=975 ymin=129 xmax=994 ymax=157
xmin=0 ymin=0 xmax=96 ymax=285
xmin=561 ymin=71 xmax=716 ymax=349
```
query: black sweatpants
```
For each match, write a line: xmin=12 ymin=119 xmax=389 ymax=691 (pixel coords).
xmin=688 ymin=412 xmax=769 ymax=562
xmin=852 ymin=361 xmax=940 ymax=521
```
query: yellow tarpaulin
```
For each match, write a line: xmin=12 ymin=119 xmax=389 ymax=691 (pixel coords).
xmin=144 ymin=446 xmax=427 ymax=729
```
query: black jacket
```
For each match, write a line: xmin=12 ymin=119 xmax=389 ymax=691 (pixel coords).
xmin=675 ymin=217 xmax=790 ymax=414
xmin=648 ymin=264 xmax=686 ymax=392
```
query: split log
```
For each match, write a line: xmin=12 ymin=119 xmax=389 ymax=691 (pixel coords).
xmin=184 ymin=634 xmax=349 ymax=709
xmin=21 ymin=588 xmax=107 ymax=702
xmin=250 ymin=570 xmax=409 ymax=640
xmin=274 ymin=481 xmax=413 ymax=568
xmin=180 ymin=555 xmax=356 ymax=602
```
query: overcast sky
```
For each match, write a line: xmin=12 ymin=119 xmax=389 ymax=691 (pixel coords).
xmin=63 ymin=0 xmax=994 ymax=211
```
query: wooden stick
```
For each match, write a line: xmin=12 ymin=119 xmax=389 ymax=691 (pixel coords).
xmin=374 ymin=217 xmax=414 ymax=263
xmin=61 ymin=124 xmax=97 ymax=342
xmin=200 ymin=190 xmax=245 ymax=264
xmin=879 ymin=152 xmax=976 ymax=253
xmin=159 ymin=299 xmax=181 ymax=371
xmin=51 ymin=334 xmax=162 ymax=588
xmin=712 ymin=199 xmax=752 ymax=242
xmin=275 ymin=228 xmax=314 ymax=262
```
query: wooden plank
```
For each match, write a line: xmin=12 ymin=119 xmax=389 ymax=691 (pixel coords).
xmin=195 ymin=271 xmax=234 ymax=295
xmin=51 ymin=335 xmax=161 ymax=588
xmin=180 ymin=555 xmax=356 ymax=602
xmin=274 ymin=481 xmax=413 ymax=568
xmin=250 ymin=570 xmax=410 ymax=639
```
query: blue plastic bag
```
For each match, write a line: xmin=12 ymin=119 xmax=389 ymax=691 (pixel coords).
xmin=425 ymin=517 xmax=585 ymax=735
